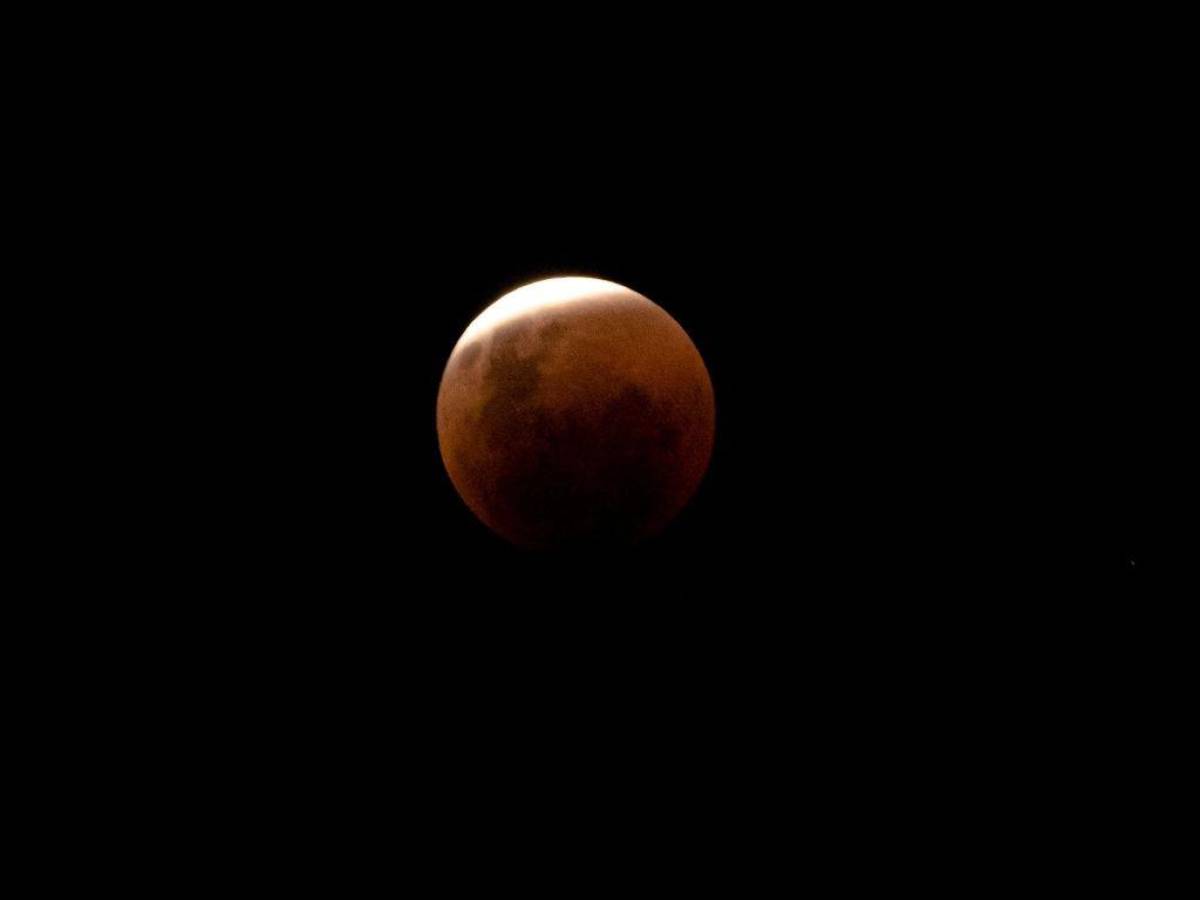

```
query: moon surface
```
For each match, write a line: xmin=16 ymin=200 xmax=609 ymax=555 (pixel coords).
xmin=437 ymin=277 xmax=715 ymax=548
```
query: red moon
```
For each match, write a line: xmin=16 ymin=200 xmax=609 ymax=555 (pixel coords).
xmin=436 ymin=277 xmax=715 ymax=548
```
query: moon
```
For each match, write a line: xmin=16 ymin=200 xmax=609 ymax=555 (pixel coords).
xmin=436 ymin=277 xmax=715 ymax=548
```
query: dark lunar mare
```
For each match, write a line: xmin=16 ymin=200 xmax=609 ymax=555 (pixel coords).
xmin=458 ymin=318 xmax=690 ymax=547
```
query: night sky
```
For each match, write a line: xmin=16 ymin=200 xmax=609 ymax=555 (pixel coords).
xmin=262 ymin=52 xmax=1174 ymax=737
xmin=104 ymin=18 xmax=1182 ymax=877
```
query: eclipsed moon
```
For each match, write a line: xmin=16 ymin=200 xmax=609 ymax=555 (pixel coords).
xmin=436 ymin=276 xmax=715 ymax=548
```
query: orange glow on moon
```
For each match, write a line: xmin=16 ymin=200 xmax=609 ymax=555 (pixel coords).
xmin=437 ymin=277 xmax=714 ymax=548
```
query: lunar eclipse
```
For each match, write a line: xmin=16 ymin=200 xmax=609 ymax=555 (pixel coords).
xmin=436 ymin=277 xmax=715 ymax=548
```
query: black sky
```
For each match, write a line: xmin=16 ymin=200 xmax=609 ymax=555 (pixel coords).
xmin=191 ymin=30 xmax=1182 ymax=695
xmin=95 ymin=18 xmax=1185 ymax=877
